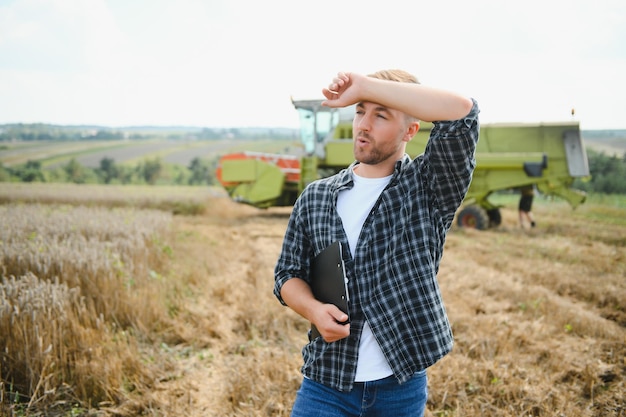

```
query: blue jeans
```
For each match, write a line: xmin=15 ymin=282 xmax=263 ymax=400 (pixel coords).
xmin=290 ymin=371 xmax=428 ymax=417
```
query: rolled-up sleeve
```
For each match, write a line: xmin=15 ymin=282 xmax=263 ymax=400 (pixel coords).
xmin=273 ymin=197 xmax=310 ymax=306
xmin=423 ymin=99 xmax=480 ymax=222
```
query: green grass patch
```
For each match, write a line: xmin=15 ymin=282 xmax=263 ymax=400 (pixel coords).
xmin=39 ymin=142 xmax=139 ymax=168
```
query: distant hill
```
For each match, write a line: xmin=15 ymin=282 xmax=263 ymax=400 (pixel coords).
xmin=581 ymin=129 xmax=626 ymax=156
xmin=1 ymin=123 xmax=625 ymax=156
xmin=0 ymin=123 xmax=299 ymax=141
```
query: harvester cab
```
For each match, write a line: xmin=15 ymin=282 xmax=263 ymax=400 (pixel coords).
xmin=291 ymin=98 xmax=339 ymax=158
xmin=215 ymin=99 xmax=590 ymax=229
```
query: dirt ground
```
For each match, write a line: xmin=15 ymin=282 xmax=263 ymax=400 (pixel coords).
xmin=153 ymin=196 xmax=625 ymax=416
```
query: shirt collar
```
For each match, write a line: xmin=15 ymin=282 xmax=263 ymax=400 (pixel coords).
xmin=334 ymin=154 xmax=411 ymax=191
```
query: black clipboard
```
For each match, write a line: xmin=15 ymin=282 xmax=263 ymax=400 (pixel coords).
xmin=309 ymin=241 xmax=350 ymax=340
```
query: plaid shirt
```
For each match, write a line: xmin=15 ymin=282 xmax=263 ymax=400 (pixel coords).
xmin=274 ymin=99 xmax=480 ymax=392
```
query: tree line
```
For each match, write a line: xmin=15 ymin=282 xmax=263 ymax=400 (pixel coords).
xmin=0 ymin=156 xmax=217 ymax=186
xmin=0 ymin=123 xmax=298 ymax=141
xmin=572 ymin=149 xmax=626 ymax=194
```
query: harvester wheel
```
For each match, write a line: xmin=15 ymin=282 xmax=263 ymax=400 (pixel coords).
xmin=487 ymin=208 xmax=502 ymax=228
xmin=457 ymin=205 xmax=489 ymax=230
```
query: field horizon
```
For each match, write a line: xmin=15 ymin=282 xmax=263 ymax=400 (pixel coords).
xmin=1 ymin=127 xmax=625 ymax=171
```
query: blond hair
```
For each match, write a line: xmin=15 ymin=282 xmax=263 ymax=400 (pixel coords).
xmin=368 ymin=69 xmax=421 ymax=123
xmin=368 ymin=69 xmax=420 ymax=85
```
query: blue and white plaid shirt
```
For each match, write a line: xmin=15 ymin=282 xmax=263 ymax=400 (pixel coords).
xmin=274 ymin=99 xmax=480 ymax=392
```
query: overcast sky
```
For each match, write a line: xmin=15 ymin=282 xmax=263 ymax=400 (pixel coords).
xmin=1 ymin=0 xmax=625 ymax=130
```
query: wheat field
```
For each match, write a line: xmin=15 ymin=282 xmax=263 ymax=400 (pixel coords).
xmin=1 ymin=185 xmax=624 ymax=416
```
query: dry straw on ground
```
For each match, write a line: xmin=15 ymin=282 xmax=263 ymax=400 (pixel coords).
xmin=1 ymin=186 xmax=625 ymax=416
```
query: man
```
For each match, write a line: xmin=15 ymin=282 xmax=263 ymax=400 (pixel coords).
xmin=274 ymin=70 xmax=480 ymax=416
xmin=518 ymin=185 xmax=536 ymax=228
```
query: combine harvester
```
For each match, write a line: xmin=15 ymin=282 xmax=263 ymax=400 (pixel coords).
xmin=216 ymin=99 xmax=590 ymax=230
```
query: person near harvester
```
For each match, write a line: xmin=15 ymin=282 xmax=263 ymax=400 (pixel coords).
xmin=518 ymin=185 xmax=536 ymax=228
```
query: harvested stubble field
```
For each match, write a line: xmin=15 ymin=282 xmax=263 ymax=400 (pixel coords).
xmin=1 ymin=185 xmax=625 ymax=416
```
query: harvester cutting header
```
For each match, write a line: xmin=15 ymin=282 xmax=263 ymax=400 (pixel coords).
xmin=216 ymin=99 xmax=589 ymax=230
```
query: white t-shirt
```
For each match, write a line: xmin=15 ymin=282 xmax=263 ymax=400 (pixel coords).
xmin=336 ymin=171 xmax=394 ymax=382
